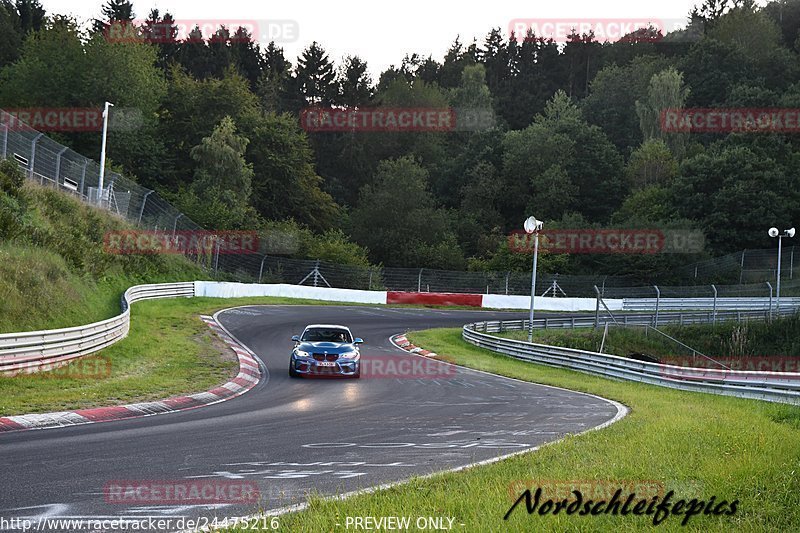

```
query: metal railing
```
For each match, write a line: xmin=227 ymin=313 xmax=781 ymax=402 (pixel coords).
xmin=462 ymin=320 xmax=800 ymax=404
xmin=0 ymin=282 xmax=194 ymax=374
xmin=478 ymin=306 xmax=800 ymax=333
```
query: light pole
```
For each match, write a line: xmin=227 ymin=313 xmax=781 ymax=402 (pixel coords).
xmin=524 ymin=216 xmax=543 ymax=342
xmin=769 ymin=226 xmax=796 ymax=313
xmin=98 ymin=101 xmax=114 ymax=206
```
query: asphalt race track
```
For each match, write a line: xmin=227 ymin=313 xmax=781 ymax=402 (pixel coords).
xmin=0 ymin=305 xmax=622 ymax=531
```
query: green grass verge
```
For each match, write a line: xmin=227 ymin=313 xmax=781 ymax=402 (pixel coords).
xmin=228 ymin=327 xmax=800 ymax=532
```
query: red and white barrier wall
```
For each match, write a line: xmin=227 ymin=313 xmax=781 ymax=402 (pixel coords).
xmin=194 ymin=282 xmax=619 ymax=311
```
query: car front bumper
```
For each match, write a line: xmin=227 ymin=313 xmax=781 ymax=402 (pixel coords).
xmin=291 ymin=357 xmax=359 ymax=377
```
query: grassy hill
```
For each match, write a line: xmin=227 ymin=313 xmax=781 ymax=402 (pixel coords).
xmin=0 ymin=160 xmax=204 ymax=333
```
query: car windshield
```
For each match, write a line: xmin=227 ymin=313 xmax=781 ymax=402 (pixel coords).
xmin=302 ymin=328 xmax=352 ymax=343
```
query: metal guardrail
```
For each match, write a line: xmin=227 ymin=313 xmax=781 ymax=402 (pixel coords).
xmin=0 ymin=282 xmax=194 ymax=374
xmin=622 ymin=297 xmax=800 ymax=312
xmin=462 ymin=320 xmax=800 ymax=405
xmin=486 ymin=306 xmax=800 ymax=331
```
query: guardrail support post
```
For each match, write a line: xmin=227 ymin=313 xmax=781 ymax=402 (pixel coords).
xmin=418 ymin=269 xmax=423 ymax=292
xmin=654 ymin=285 xmax=660 ymax=327
xmin=711 ymin=284 xmax=717 ymax=325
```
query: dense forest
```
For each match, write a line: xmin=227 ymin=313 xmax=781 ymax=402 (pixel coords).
xmin=1 ymin=0 xmax=799 ymax=279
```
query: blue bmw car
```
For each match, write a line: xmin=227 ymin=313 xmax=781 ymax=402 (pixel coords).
xmin=289 ymin=324 xmax=363 ymax=378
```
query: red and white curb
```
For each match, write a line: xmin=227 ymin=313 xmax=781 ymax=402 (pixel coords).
xmin=0 ymin=315 xmax=262 ymax=433
xmin=391 ymin=335 xmax=438 ymax=357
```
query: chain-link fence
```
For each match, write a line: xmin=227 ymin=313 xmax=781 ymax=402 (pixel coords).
xmin=675 ymin=247 xmax=798 ymax=285
xmin=2 ymin=107 xmax=797 ymax=300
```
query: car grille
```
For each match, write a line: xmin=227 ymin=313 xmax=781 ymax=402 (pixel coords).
xmin=313 ymin=353 xmax=339 ymax=362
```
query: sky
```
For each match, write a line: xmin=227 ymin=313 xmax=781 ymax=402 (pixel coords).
xmin=39 ymin=0 xmax=721 ymax=76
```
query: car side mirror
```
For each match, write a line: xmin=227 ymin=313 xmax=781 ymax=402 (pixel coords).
xmin=353 ymin=338 xmax=363 ymax=344
xmin=291 ymin=335 xmax=300 ymax=342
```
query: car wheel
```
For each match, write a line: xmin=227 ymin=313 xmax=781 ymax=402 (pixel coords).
xmin=289 ymin=362 xmax=299 ymax=378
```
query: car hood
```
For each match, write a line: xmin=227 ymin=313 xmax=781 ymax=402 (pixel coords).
xmin=295 ymin=342 xmax=357 ymax=354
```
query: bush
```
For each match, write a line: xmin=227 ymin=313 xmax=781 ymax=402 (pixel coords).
xmin=0 ymin=192 xmax=27 ymax=240
xmin=0 ymin=158 xmax=25 ymax=196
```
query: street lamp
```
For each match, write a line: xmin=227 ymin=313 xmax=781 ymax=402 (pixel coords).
xmin=769 ymin=226 xmax=796 ymax=313
xmin=524 ymin=216 xmax=543 ymax=341
xmin=97 ymin=101 xmax=114 ymax=206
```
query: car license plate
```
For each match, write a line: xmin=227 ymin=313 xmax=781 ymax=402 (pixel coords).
xmin=316 ymin=361 xmax=336 ymax=367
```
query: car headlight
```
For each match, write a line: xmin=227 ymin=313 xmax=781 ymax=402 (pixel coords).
xmin=339 ymin=350 xmax=359 ymax=359
xmin=294 ymin=350 xmax=310 ymax=358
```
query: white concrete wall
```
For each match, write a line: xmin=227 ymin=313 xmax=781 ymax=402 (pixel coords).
xmin=482 ymin=294 xmax=623 ymax=311
xmin=194 ymin=282 xmax=388 ymax=304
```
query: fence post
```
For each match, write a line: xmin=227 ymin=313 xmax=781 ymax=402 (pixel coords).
xmin=29 ymin=133 xmax=43 ymax=179
xmin=54 ymin=146 xmax=68 ymax=186
xmin=791 ymin=246 xmax=795 ymax=280
xmin=258 ymin=254 xmax=268 ymax=283
xmin=739 ymin=249 xmax=746 ymax=284
xmin=213 ymin=239 xmax=221 ymax=276
xmin=418 ymin=269 xmax=423 ymax=292
xmin=1 ymin=121 xmax=7 ymax=158
xmin=711 ymin=284 xmax=717 ymax=325
xmin=171 ymin=213 xmax=183 ymax=238
xmin=368 ymin=269 xmax=373 ymax=290
xmin=505 ymin=272 xmax=510 ymax=295
xmin=766 ymin=281 xmax=773 ymax=321
xmin=654 ymin=285 xmax=660 ymax=327
xmin=79 ymin=160 xmax=88 ymax=198
xmin=593 ymin=285 xmax=601 ymax=329
xmin=137 ymin=190 xmax=154 ymax=226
